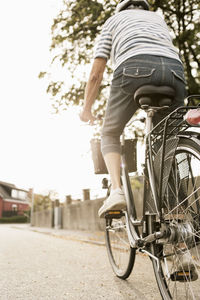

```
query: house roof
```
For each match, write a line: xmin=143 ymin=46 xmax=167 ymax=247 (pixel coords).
xmin=0 ymin=181 xmax=29 ymax=203
xmin=0 ymin=181 xmax=16 ymax=189
xmin=0 ymin=185 xmax=10 ymax=198
xmin=0 ymin=181 xmax=28 ymax=193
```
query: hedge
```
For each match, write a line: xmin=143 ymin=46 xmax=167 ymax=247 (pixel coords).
xmin=0 ymin=215 xmax=29 ymax=223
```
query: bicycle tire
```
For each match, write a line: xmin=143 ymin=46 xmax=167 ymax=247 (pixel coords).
xmin=105 ymin=214 xmax=136 ymax=279
xmin=150 ymin=137 xmax=200 ymax=300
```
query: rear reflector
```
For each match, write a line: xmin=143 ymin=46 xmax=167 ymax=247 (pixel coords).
xmin=184 ymin=109 xmax=200 ymax=126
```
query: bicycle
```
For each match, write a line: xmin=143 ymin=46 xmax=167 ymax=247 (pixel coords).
xmin=103 ymin=85 xmax=200 ymax=300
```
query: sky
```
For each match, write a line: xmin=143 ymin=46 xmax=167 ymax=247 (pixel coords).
xmin=0 ymin=0 xmax=106 ymax=201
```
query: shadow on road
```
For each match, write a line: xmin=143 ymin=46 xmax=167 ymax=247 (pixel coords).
xmin=114 ymin=276 xmax=152 ymax=300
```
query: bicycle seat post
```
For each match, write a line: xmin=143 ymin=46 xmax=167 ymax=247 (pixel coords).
xmin=146 ymin=108 xmax=156 ymax=135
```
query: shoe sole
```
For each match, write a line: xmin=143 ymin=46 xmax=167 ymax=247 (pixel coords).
xmin=98 ymin=202 xmax=126 ymax=218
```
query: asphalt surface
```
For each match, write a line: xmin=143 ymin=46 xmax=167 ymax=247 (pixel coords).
xmin=0 ymin=224 xmax=161 ymax=300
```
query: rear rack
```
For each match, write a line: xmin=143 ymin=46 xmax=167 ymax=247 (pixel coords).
xmin=148 ymin=106 xmax=197 ymax=157
xmin=149 ymin=95 xmax=200 ymax=154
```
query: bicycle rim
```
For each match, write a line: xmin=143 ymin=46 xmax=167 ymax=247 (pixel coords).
xmin=151 ymin=138 xmax=200 ymax=300
xmin=105 ymin=214 xmax=136 ymax=279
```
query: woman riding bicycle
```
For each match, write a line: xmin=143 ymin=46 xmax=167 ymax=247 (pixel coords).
xmin=80 ymin=0 xmax=186 ymax=217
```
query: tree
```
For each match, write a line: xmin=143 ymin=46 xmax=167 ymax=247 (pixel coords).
xmin=153 ymin=0 xmax=200 ymax=97
xmin=40 ymin=0 xmax=117 ymax=115
xmin=32 ymin=190 xmax=58 ymax=211
xmin=40 ymin=0 xmax=200 ymax=112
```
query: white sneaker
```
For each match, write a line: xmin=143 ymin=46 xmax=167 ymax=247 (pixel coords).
xmin=98 ymin=189 xmax=126 ymax=218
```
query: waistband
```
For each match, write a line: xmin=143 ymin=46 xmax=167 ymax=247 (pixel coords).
xmin=115 ymin=54 xmax=183 ymax=73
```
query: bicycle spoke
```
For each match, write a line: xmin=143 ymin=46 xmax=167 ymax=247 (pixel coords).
xmin=105 ymin=215 xmax=135 ymax=279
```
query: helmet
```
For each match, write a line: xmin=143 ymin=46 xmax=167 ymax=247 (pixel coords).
xmin=116 ymin=0 xmax=150 ymax=13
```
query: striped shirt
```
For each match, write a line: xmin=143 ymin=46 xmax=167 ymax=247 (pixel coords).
xmin=94 ymin=9 xmax=181 ymax=70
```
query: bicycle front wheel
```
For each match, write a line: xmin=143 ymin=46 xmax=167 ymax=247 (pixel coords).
xmin=151 ymin=137 xmax=200 ymax=300
xmin=105 ymin=212 xmax=136 ymax=279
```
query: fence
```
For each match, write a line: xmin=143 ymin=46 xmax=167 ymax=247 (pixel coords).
xmin=31 ymin=177 xmax=144 ymax=231
xmin=31 ymin=197 xmax=105 ymax=231
xmin=31 ymin=209 xmax=53 ymax=228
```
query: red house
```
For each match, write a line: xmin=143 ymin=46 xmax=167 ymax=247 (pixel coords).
xmin=0 ymin=181 xmax=30 ymax=218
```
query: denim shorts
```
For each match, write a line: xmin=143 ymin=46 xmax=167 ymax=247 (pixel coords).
xmin=101 ymin=54 xmax=186 ymax=156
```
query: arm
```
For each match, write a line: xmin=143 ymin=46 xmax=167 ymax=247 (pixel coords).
xmin=80 ymin=57 xmax=107 ymax=123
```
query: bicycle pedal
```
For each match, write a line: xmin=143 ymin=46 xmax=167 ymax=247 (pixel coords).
xmin=105 ymin=210 xmax=124 ymax=219
xmin=170 ymin=270 xmax=197 ymax=282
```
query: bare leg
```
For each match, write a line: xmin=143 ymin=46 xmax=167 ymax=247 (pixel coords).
xmin=103 ymin=152 xmax=121 ymax=190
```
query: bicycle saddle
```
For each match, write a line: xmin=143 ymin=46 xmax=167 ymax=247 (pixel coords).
xmin=134 ymin=85 xmax=175 ymax=109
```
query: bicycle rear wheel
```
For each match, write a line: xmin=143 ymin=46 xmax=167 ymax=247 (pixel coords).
xmin=151 ymin=137 xmax=200 ymax=300
xmin=105 ymin=212 xmax=136 ymax=279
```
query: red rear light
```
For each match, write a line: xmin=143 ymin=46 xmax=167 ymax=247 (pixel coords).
xmin=184 ymin=109 xmax=200 ymax=126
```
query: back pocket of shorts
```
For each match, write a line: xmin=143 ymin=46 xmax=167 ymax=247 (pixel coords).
xmin=121 ymin=67 xmax=155 ymax=94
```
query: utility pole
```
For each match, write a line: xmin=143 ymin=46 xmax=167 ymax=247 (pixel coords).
xmin=30 ymin=188 xmax=34 ymax=226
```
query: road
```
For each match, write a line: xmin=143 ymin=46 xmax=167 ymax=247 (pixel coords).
xmin=0 ymin=224 xmax=161 ymax=300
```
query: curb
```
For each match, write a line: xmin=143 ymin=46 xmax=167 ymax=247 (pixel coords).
xmin=11 ymin=224 xmax=106 ymax=247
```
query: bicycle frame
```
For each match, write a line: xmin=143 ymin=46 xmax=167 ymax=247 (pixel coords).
xmin=120 ymin=107 xmax=161 ymax=248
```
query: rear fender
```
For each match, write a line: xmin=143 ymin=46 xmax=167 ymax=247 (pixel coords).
xmin=178 ymin=131 xmax=200 ymax=146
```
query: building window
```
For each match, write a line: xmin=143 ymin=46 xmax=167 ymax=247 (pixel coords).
xmin=11 ymin=190 xmax=18 ymax=198
xmin=11 ymin=190 xmax=27 ymax=200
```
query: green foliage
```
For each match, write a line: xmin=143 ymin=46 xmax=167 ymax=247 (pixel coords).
xmin=41 ymin=0 xmax=117 ymax=114
xmin=153 ymin=0 xmax=200 ymax=95
xmin=130 ymin=177 xmax=143 ymax=190
xmin=33 ymin=191 xmax=57 ymax=211
xmin=51 ymin=0 xmax=117 ymax=66
xmin=38 ymin=71 xmax=47 ymax=79
xmin=0 ymin=215 xmax=29 ymax=223
xmin=41 ymin=0 xmax=200 ymax=113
